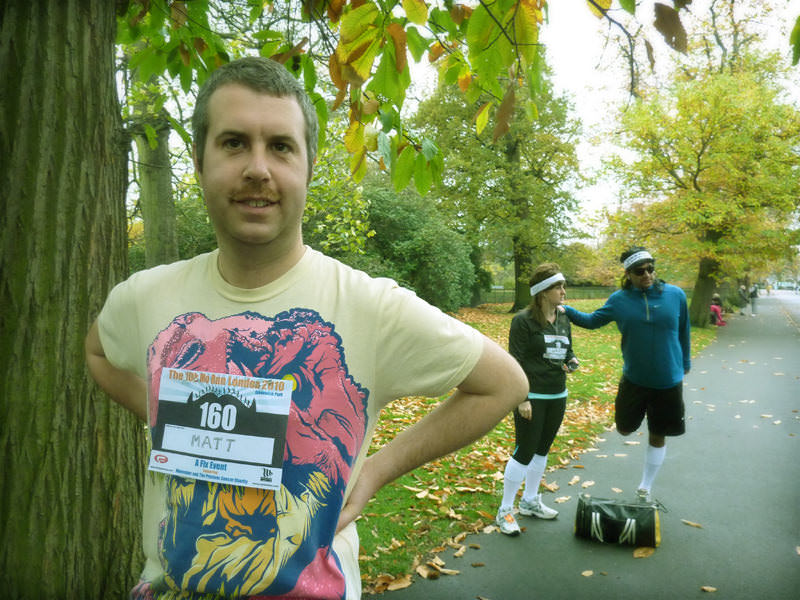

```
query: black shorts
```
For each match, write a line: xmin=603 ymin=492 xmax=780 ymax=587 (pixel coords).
xmin=615 ymin=376 xmax=685 ymax=436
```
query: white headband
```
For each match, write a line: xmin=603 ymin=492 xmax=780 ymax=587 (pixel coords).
xmin=530 ymin=273 xmax=565 ymax=297
xmin=623 ymin=251 xmax=654 ymax=270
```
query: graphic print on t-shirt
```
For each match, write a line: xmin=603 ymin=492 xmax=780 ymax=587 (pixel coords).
xmin=542 ymin=334 xmax=569 ymax=361
xmin=143 ymin=308 xmax=368 ymax=599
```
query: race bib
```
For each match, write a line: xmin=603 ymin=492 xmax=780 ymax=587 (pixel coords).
xmin=147 ymin=368 xmax=291 ymax=490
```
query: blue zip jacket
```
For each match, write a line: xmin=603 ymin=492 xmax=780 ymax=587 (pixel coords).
xmin=563 ymin=282 xmax=691 ymax=389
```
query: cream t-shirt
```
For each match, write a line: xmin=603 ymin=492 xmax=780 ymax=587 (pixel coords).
xmin=98 ymin=247 xmax=482 ymax=600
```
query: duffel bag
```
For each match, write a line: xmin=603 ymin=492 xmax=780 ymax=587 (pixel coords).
xmin=574 ymin=493 xmax=662 ymax=547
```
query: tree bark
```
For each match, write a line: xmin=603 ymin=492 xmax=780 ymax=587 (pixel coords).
xmin=689 ymin=256 xmax=720 ymax=327
xmin=0 ymin=1 xmax=146 ymax=597
xmin=133 ymin=115 xmax=180 ymax=267
xmin=512 ymin=235 xmax=535 ymax=312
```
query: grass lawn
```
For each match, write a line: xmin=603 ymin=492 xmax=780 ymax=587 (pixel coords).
xmin=357 ymin=300 xmax=717 ymax=593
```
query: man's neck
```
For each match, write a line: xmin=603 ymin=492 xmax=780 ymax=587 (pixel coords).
xmin=216 ymin=241 xmax=306 ymax=289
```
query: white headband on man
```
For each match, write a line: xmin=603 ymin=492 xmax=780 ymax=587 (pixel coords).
xmin=623 ymin=251 xmax=654 ymax=270
xmin=530 ymin=273 xmax=566 ymax=297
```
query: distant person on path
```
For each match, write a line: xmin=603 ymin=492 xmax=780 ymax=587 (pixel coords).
xmin=84 ymin=56 xmax=527 ymax=600
xmin=749 ymin=284 xmax=759 ymax=316
xmin=496 ymin=263 xmax=580 ymax=536
xmin=738 ymin=285 xmax=749 ymax=315
xmin=710 ymin=293 xmax=726 ymax=326
xmin=562 ymin=247 xmax=691 ymax=501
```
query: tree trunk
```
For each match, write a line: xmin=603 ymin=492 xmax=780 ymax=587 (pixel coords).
xmin=0 ymin=1 xmax=146 ymax=598
xmin=511 ymin=236 xmax=535 ymax=312
xmin=689 ymin=256 xmax=720 ymax=327
xmin=133 ymin=115 xmax=179 ymax=268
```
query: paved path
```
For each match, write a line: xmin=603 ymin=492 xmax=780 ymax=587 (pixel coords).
xmin=364 ymin=291 xmax=800 ymax=600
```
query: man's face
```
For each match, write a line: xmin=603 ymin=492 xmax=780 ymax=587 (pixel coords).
xmin=628 ymin=262 xmax=655 ymax=290
xmin=195 ymin=84 xmax=310 ymax=255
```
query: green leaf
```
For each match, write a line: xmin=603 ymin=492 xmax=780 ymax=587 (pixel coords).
xmin=378 ymin=131 xmax=392 ymax=167
xmin=513 ymin=0 xmax=542 ymax=66
xmin=166 ymin=114 xmax=192 ymax=148
xmin=421 ymin=138 xmax=438 ymax=161
xmin=340 ymin=2 xmax=380 ymax=43
xmin=380 ymin=108 xmax=396 ymax=133
xmin=143 ymin=123 xmax=159 ymax=149
xmin=475 ymin=102 xmax=492 ymax=136
xmin=402 ymin=0 xmax=428 ymax=26
xmin=367 ymin=42 xmax=409 ymax=106
xmin=392 ymin=144 xmax=416 ymax=192
xmin=619 ymin=0 xmax=636 ymax=15
xmin=405 ymin=26 xmax=429 ymax=62
xmin=791 ymin=15 xmax=800 ymax=66
xmin=413 ymin=152 xmax=433 ymax=195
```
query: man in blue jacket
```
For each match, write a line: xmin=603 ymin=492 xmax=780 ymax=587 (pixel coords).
xmin=563 ymin=247 xmax=691 ymax=501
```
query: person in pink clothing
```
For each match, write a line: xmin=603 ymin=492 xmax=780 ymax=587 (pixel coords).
xmin=709 ymin=293 xmax=726 ymax=326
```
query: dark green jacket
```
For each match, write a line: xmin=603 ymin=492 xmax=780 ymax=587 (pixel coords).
xmin=509 ymin=309 xmax=575 ymax=396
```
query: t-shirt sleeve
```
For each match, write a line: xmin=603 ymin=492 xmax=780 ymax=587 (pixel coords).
xmin=372 ymin=285 xmax=483 ymax=404
xmin=96 ymin=276 xmax=145 ymax=377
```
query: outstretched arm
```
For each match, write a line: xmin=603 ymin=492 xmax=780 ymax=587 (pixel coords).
xmin=563 ymin=302 xmax=615 ymax=330
xmin=336 ymin=336 xmax=527 ymax=532
xmin=85 ymin=320 xmax=147 ymax=421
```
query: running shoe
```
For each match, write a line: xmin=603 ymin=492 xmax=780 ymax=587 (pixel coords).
xmin=636 ymin=488 xmax=651 ymax=503
xmin=519 ymin=496 xmax=558 ymax=519
xmin=496 ymin=508 xmax=521 ymax=536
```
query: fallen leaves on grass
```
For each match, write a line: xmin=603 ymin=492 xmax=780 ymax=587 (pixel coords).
xmin=555 ymin=496 xmax=572 ymax=503
xmin=701 ymin=585 xmax=718 ymax=593
xmin=372 ymin=573 xmax=414 ymax=592
xmin=581 ymin=480 xmax=596 ymax=489
xmin=581 ymin=570 xmax=594 ymax=577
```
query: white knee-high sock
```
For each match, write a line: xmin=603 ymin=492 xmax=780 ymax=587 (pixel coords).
xmin=522 ymin=454 xmax=548 ymax=502
xmin=638 ymin=445 xmax=666 ymax=491
xmin=500 ymin=458 xmax=527 ymax=510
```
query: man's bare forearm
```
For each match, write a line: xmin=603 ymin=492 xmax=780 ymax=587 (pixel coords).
xmin=336 ymin=336 xmax=527 ymax=531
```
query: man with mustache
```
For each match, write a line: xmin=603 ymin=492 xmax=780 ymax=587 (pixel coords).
xmin=85 ymin=56 xmax=526 ymax=600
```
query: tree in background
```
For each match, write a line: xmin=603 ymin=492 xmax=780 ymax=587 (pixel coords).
xmin=414 ymin=69 xmax=582 ymax=311
xmin=0 ymin=2 xmax=145 ymax=597
xmin=606 ymin=62 xmax=800 ymax=325
xmin=352 ymin=177 xmax=476 ymax=313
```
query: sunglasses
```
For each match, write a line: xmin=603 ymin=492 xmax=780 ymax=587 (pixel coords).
xmin=632 ymin=265 xmax=655 ymax=276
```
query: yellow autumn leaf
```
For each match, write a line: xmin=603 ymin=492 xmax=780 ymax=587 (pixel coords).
xmin=386 ymin=574 xmax=413 ymax=590
xmin=701 ymin=585 xmax=718 ymax=593
xmin=582 ymin=570 xmax=594 ymax=577
xmin=344 ymin=122 xmax=364 ymax=153
xmin=681 ymin=519 xmax=703 ymax=529
xmin=402 ymin=0 xmax=428 ymax=25
xmin=633 ymin=547 xmax=656 ymax=558
xmin=475 ymin=102 xmax=492 ymax=135
xmin=587 ymin=0 xmax=611 ymax=18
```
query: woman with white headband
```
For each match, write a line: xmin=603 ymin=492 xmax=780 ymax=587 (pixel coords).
xmin=496 ymin=263 xmax=580 ymax=536
xmin=562 ymin=246 xmax=691 ymax=502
